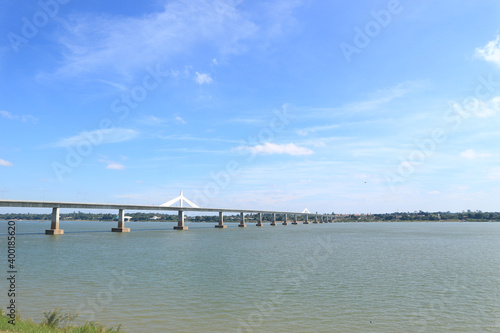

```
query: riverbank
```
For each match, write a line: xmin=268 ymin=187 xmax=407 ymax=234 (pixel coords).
xmin=0 ymin=310 xmax=123 ymax=333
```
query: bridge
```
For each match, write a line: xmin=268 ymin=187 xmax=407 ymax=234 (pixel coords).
xmin=0 ymin=193 xmax=334 ymax=235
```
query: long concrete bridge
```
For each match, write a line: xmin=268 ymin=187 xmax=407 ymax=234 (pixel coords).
xmin=0 ymin=199 xmax=335 ymax=235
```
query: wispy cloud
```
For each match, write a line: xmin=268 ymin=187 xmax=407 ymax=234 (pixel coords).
xmin=21 ymin=115 xmax=38 ymax=123
xmin=96 ymin=79 xmax=128 ymax=91
xmin=300 ymin=81 xmax=426 ymax=120
xmin=476 ymin=35 xmax=500 ymax=66
xmin=195 ymin=72 xmax=213 ymax=85
xmin=106 ymin=163 xmax=125 ymax=170
xmin=1 ymin=110 xmax=38 ymax=123
xmin=99 ymin=156 xmax=126 ymax=170
xmin=449 ymin=96 xmax=499 ymax=120
xmin=175 ymin=116 xmax=187 ymax=124
xmin=236 ymin=142 xmax=313 ymax=156
xmin=258 ymin=0 xmax=303 ymax=38
xmin=47 ymin=0 xmax=261 ymax=79
xmin=488 ymin=167 xmax=500 ymax=181
xmin=459 ymin=149 xmax=492 ymax=160
xmin=139 ymin=115 xmax=168 ymax=126
xmin=476 ymin=97 xmax=499 ymax=118
xmin=52 ymin=128 xmax=138 ymax=147
xmin=343 ymin=81 xmax=424 ymax=113
xmin=0 ymin=111 xmax=16 ymax=120
xmin=297 ymin=124 xmax=339 ymax=136
xmin=157 ymin=134 xmax=242 ymax=144
xmin=0 ymin=159 xmax=13 ymax=167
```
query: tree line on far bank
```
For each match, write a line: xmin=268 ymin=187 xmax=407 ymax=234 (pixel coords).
xmin=1 ymin=210 xmax=499 ymax=222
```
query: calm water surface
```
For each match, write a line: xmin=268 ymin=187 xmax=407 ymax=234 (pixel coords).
xmin=1 ymin=221 xmax=499 ymax=332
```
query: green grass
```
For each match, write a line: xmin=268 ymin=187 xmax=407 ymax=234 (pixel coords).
xmin=0 ymin=309 xmax=123 ymax=333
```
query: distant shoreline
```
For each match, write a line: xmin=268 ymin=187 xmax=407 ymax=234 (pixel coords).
xmin=2 ymin=210 xmax=500 ymax=223
xmin=2 ymin=218 xmax=499 ymax=223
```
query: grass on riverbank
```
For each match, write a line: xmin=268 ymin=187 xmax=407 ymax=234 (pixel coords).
xmin=0 ymin=309 xmax=123 ymax=333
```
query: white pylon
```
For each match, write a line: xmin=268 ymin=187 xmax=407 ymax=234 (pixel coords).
xmin=160 ymin=190 xmax=200 ymax=208
xmin=302 ymin=206 xmax=310 ymax=214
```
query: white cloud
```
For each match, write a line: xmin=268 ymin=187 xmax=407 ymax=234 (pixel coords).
xmin=459 ymin=149 xmax=492 ymax=160
xmin=0 ymin=159 xmax=13 ymax=167
xmin=99 ymin=157 xmax=125 ymax=170
xmin=472 ymin=97 xmax=499 ymax=118
xmin=343 ymin=81 xmax=424 ymax=113
xmin=96 ymin=79 xmax=128 ymax=91
xmin=21 ymin=115 xmax=38 ymax=123
xmin=48 ymin=0 xmax=261 ymax=79
xmin=106 ymin=163 xmax=125 ymax=170
xmin=474 ymin=101 xmax=496 ymax=118
xmin=0 ymin=111 xmax=16 ymax=119
xmin=175 ymin=116 xmax=187 ymax=124
xmin=1 ymin=110 xmax=38 ymax=123
xmin=195 ymin=72 xmax=213 ymax=85
xmin=301 ymin=81 xmax=426 ymax=120
xmin=476 ymin=36 xmax=500 ymax=66
xmin=488 ymin=167 xmax=500 ymax=181
xmin=297 ymin=124 xmax=339 ymax=136
xmin=309 ymin=140 xmax=327 ymax=148
xmin=41 ymin=0 xmax=304 ymax=80
xmin=52 ymin=128 xmax=137 ymax=147
xmin=157 ymin=134 xmax=241 ymax=144
xmin=236 ymin=142 xmax=313 ymax=156
xmin=139 ymin=115 xmax=168 ymax=126
xmin=451 ymin=96 xmax=500 ymax=119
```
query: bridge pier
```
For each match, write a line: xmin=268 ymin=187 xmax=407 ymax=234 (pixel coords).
xmin=215 ymin=211 xmax=227 ymax=228
xmin=256 ymin=212 xmax=263 ymax=227
xmin=174 ymin=210 xmax=188 ymax=230
xmin=238 ymin=212 xmax=246 ymax=227
xmin=282 ymin=213 xmax=288 ymax=225
xmin=45 ymin=207 xmax=64 ymax=235
xmin=292 ymin=214 xmax=298 ymax=225
xmin=314 ymin=214 xmax=318 ymax=224
xmin=271 ymin=213 xmax=277 ymax=226
xmin=112 ymin=208 xmax=131 ymax=232
xmin=304 ymin=214 xmax=310 ymax=224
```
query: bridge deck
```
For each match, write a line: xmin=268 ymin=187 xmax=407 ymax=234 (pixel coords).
xmin=0 ymin=199 xmax=334 ymax=234
xmin=0 ymin=199 xmax=329 ymax=216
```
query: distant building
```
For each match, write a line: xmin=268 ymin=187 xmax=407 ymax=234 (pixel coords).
xmin=113 ymin=216 xmax=133 ymax=221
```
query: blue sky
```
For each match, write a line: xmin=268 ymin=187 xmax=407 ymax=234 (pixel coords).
xmin=1 ymin=0 xmax=500 ymax=214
